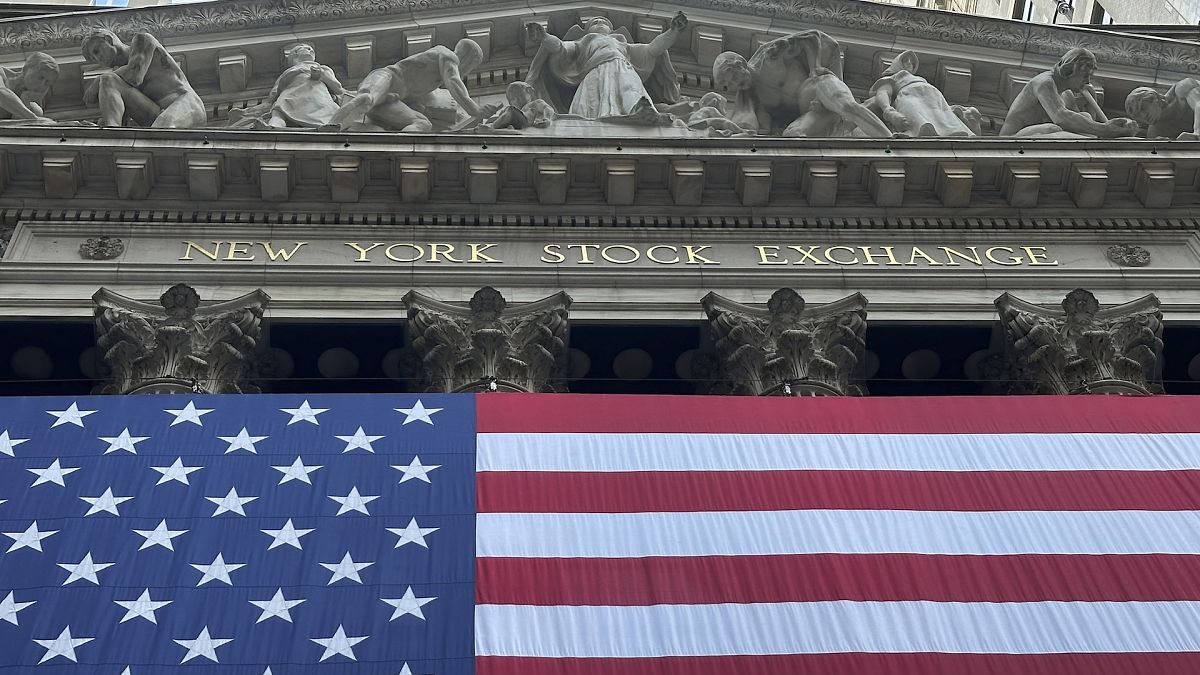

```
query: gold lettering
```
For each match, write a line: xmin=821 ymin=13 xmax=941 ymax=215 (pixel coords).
xmin=601 ymin=245 xmax=640 ymax=264
xmin=1022 ymin=246 xmax=1059 ymax=266
xmin=755 ymin=245 xmax=788 ymax=265
xmin=180 ymin=241 xmax=221 ymax=261
xmin=646 ymin=245 xmax=679 ymax=264
xmin=469 ymin=243 xmax=501 ymax=263
xmin=984 ymin=246 xmax=1023 ymax=266
xmin=345 ymin=242 xmax=385 ymax=262
xmin=787 ymin=245 xmax=829 ymax=265
xmin=939 ymin=246 xmax=983 ymax=266
xmin=427 ymin=243 xmax=462 ymax=263
xmin=858 ymin=246 xmax=903 ymax=266
xmin=825 ymin=246 xmax=860 ymax=265
xmin=385 ymin=243 xmax=424 ymax=263
xmin=224 ymin=241 xmax=256 ymax=261
xmin=684 ymin=245 xmax=719 ymax=265
xmin=906 ymin=246 xmax=944 ymax=266
xmin=259 ymin=241 xmax=307 ymax=261
xmin=566 ymin=244 xmax=601 ymax=264
xmin=541 ymin=244 xmax=566 ymax=264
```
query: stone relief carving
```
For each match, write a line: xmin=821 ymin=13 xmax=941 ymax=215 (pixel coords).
xmin=700 ymin=288 xmax=868 ymax=396
xmin=329 ymin=38 xmax=494 ymax=132
xmin=999 ymin=48 xmax=1138 ymax=138
xmin=228 ymin=43 xmax=346 ymax=129
xmin=93 ymin=283 xmax=269 ymax=394
xmin=402 ymin=287 xmax=572 ymax=393
xmin=713 ymin=31 xmax=892 ymax=138
xmin=1125 ymin=79 xmax=1200 ymax=141
xmin=82 ymin=30 xmax=206 ymax=128
xmin=0 ymin=52 xmax=58 ymax=125
xmin=1107 ymin=243 xmax=1152 ymax=267
xmin=78 ymin=235 xmax=124 ymax=260
xmin=459 ymin=81 xmax=556 ymax=132
xmin=868 ymin=51 xmax=979 ymax=137
xmin=526 ymin=12 xmax=686 ymax=124
xmin=988 ymin=288 xmax=1163 ymax=395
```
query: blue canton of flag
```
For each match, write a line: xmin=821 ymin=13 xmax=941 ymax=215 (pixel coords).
xmin=0 ymin=394 xmax=475 ymax=674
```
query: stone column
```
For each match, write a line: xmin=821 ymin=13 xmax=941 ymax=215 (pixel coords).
xmin=402 ymin=287 xmax=572 ymax=393
xmin=988 ymin=288 xmax=1163 ymax=394
xmin=699 ymin=288 xmax=868 ymax=396
xmin=93 ymin=284 xmax=270 ymax=394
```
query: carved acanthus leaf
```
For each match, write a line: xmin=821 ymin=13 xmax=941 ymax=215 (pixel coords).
xmin=92 ymin=283 xmax=270 ymax=394
xmin=701 ymin=288 xmax=868 ymax=396
xmin=402 ymin=287 xmax=572 ymax=393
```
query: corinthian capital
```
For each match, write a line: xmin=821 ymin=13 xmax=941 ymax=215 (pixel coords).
xmin=93 ymin=284 xmax=270 ymax=394
xmin=700 ymin=289 xmax=868 ymax=396
xmin=402 ymin=287 xmax=572 ymax=393
xmin=990 ymin=288 xmax=1163 ymax=394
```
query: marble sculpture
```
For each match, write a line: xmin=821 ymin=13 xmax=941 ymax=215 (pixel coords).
xmin=82 ymin=29 xmax=206 ymax=128
xmin=998 ymin=47 xmax=1138 ymax=138
xmin=229 ymin=43 xmax=345 ymax=129
xmin=868 ymin=51 xmax=978 ymax=137
xmin=0 ymin=52 xmax=58 ymax=124
xmin=1125 ymin=79 xmax=1200 ymax=140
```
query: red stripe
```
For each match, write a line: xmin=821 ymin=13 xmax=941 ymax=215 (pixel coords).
xmin=477 ymin=654 xmax=1200 ymax=675
xmin=476 ymin=393 xmax=1200 ymax=434
xmin=477 ymin=470 xmax=1200 ymax=512
xmin=476 ymin=554 xmax=1200 ymax=604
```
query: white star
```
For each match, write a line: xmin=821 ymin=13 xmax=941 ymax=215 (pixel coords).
xmin=320 ymin=552 xmax=373 ymax=584
xmin=33 ymin=626 xmax=93 ymax=664
xmin=58 ymin=552 xmax=115 ymax=585
xmin=382 ymin=587 xmax=436 ymax=621
xmin=335 ymin=426 xmax=384 ymax=453
xmin=393 ymin=456 xmax=441 ymax=484
xmin=115 ymin=589 xmax=172 ymax=624
xmin=47 ymin=402 xmax=97 ymax=428
xmin=328 ymin=487 xmax=379 ymax=515
xmin=164 ymin=401 xmax=214 ymax=427
xmin=395 ymin=399 xmax=442 ymax=425
xmin=0 ymin=591 xmax=35 ymax=625
xmin=281 ymin=400 xmax=328 ymax=426
xmin=3 ymin=521 xmax=58 ymax=552
xmin=249 ymin=588 xmax=305 ymax=623
xmin=98 ymin=428 xmax=149 ymax=454
xmin=261 ymin=519 xmax=314 ymax=550
xmin=80 ymin=487 xmax=133 ymax=516
xmin=152 ymin=457 xmax=203 ymax=485
xmin=311 ymin=624 xmax=367 ymax=661
xmin=174 ymin=627 xmax=231 ymax=664
xmin=206 ymin=487 xmax=257 ymax=517
xmin=191 ymin=553 xmax=245 ymax=586
xmin=387 ymin=518 xmax=439 ymax=549
xmin=272 ymin=456 xmax=323 ymax=485
xmin=28 ymin=459 xmax=80 ymax=487
xmin=217 ymin=427 xmax=268 ymax=454
xmin=133 ymin=520 xmax=187 ymax=551
xmin=0 ymin=430 xmax=28 ymax=456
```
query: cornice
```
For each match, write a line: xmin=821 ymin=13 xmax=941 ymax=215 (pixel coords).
xmin=0 ymin=0 xmax=1195 ymax=75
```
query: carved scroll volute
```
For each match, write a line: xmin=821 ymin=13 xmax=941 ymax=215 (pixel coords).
xmin=402 ymin=287 xmax=572 ymax=393
xmin=92 ymin=283 xmax=270 ymax=395
xmin=991 ymin=288 xmax=1163 ymax=395
xmin=701 ymin=289 xmax=868 ymax=396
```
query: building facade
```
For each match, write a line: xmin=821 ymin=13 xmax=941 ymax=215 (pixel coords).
xmin=0 ymin=0 xmax=1197 ymax=399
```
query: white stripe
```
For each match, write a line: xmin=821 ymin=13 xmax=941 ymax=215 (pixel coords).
xmin=477 ymin=432 xmax=1200 ymax=472
xmin=475 ymin=601 xmax=1200 ymax=656
xmin=477 ymin=510 xmax=1200 ymax=557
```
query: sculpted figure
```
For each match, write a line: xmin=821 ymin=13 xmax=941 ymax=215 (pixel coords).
xmin=1125 ymin=80 xmax=1200 ymax=140
xmin=329 ymin=39 xmax=493 ymax=132
xmin=477 ymin=81 xmax=556 ymax=130
xmin=525 ymin=13 xmax=686 ymax=122
xmin=662 ymin=92 xmax=753 ymax=136
xmin=712 ymin=31 xmax=891 ymax=138
xmin=82 ymin=30 xmax=206 ymax=128
xmin=230 ymin=43 xmax=345 ymax=129
xmin=999 ymin=48 xmax=1137 ymax=138
xmin=868 ymin=51 xmax=976 ymax=137
xmin=0 ymin=52 xmax=58 ymax=123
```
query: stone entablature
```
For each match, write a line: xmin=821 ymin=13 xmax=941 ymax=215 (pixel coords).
xmin=0 ymin=128 xmax=1194 ymax=212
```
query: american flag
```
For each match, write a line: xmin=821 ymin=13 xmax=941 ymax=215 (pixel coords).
xmin=3 ymin=393 xmax=1200 ymax=674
